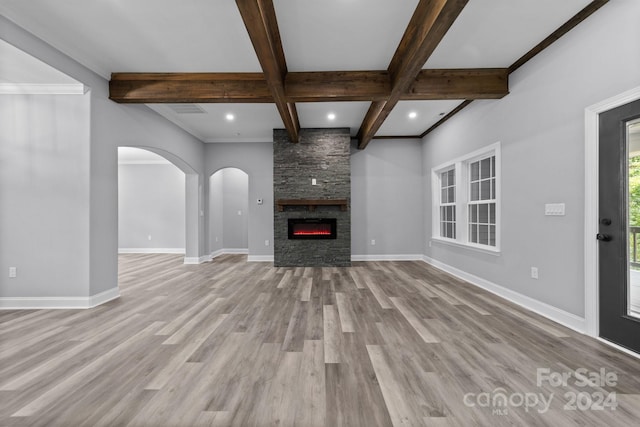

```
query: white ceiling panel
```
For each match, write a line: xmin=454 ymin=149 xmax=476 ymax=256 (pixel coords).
xmin=297 ymin=102 xmax=371 ymax=136
xmin=148 ymin=103 xmax=284 ymax=143
xmin=425 ymin=0 xmax=593 ymax=68
xmin=0 ymin=0 xmax=261 ymax=79
xmin=274 ymin=0 xmax=419 ymax=71
xmin=377 ymin=100 xmax=465 ymax=136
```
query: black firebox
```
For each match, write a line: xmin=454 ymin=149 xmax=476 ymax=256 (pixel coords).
xmin=288 ymin=218 xmax=337 ymax=240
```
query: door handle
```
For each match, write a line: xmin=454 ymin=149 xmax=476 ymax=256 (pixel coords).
xmin=596 ymin=233 xmax=612 ymax=242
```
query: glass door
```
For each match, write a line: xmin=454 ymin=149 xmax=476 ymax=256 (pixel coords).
xmin=627 ymin=120 xmax=640 ymax=319
xmin=599 ymin=99 xmax=640 ymax=353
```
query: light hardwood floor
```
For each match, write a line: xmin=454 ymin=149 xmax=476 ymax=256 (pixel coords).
xmin=1 ymin=254 xmax=640 ymax=426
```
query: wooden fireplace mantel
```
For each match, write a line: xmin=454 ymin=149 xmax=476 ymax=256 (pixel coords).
xmin=276 ymin=199 xmax=348 ymax=212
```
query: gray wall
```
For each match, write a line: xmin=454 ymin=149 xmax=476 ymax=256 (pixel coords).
xmin=351 ymin=139 xmax=423 ymax=257
xmin=422 ymin=0 xmax=640 ymax=317
xmin=205 ymin=143 xmax=274 ymax=258
xmin=118 ymin=163 xmax=186 ymax=251
xmin=209 ymin=168 xmax=249 ymax=251
xmin=0 ymin=93 xmax=91 ymax=298
xmin=204 ymin=138 xmax=426 ymax=261
xmin=1 ymin=16 xmax=206 ymax=299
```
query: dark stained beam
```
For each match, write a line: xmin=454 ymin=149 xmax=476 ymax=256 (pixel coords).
xmin=236 ymin=0 xmax=299 ymax=142
xmin=406 ymin=69 xmax=508 ymax=100
xmin=109 ymin=73 xmax=271 ymax=103
xmin=285 ymin=71 xmax=390 ymax=102
xmin=419 ymin=100 xmax=473 ymax=138
xmin=356 ymin=0 xmax=469 ymax=149
xmin=109 ymin=69 xmax=509 ymax=103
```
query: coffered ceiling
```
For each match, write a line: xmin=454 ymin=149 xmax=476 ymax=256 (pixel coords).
xmin=0 ymin=0 xmax=607 ymax=147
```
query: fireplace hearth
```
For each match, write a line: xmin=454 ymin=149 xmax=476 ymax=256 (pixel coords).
xmin=288 ymin=218 xmax=337 ymax=240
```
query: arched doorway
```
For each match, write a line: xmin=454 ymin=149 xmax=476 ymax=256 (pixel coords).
xmin=117 ymin=146 xmax=202 ymax=265
xmin=117 ymin=147 xmax=186 ymax=254
xmin=209 ymin=168 xmax=249 ymax=256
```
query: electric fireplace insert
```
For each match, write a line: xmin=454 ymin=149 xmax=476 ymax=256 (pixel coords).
xmin=288 ymin=218 xmax=337 ymax=240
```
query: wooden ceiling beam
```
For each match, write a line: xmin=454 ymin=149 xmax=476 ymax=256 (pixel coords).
xmin=356 ymin=0 xmax=469 ymax=149
xmin=109 ymin=69 xmax=508 ymax=103
xmin=109 ymin=73 xmax=272 ymax=103
xmin=285 ymin=71 xmax=390 ymax=102
xmin=236 ymin=0 xmax=299 ymax=142
xmin=406 ymin=68 xmax=508 ymax=100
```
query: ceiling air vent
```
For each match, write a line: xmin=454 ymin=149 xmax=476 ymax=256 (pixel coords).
xmin=168 ymin=104 xmax=206 ymax=114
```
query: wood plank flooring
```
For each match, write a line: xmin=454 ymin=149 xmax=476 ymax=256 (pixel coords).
xmin=1 ymin=254 xmax=640 ymax=426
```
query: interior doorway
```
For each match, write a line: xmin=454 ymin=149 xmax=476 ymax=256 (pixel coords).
xmin=209 ymin=168 xmax=249 ymax=255
xmin=118 ymin=147 xmax=186 ymax=254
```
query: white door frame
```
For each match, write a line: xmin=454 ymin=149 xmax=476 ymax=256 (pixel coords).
xmin=584 ymin=85 xmax=640 ymax=337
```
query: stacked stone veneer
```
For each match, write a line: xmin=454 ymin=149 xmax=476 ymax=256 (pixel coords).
xmin=274 ymin=128 xmax=351 ymax=267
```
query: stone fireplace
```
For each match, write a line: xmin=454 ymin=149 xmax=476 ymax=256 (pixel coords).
xmin=273 ymin=128 xmax=351 ymax=267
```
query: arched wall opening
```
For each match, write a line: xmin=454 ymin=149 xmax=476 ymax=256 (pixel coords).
xmin=209 ymin=168 xmax=249 ymax=256
xmin=117 ymin=147 xmax=186 ymax=254
xmin=117 ymin=145 xmax=202 ymax=265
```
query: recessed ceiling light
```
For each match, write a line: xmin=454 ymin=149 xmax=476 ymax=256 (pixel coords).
xmin=327 ymin=113 xmax=336 ymax=121
xmin=408 ymin=111 xmax=418 ymax=119
xmin=225 ymin=113 xmax=235 ymax=121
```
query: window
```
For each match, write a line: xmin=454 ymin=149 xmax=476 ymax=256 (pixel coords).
xmin=439 ymin=168 xmax=456 ymax=239
xmin=432 ymin=143 xmax=500 ymax=251
xmin=468 ymin=156 xmax=496 ymax=246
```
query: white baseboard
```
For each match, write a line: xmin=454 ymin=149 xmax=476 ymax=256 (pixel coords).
xmin=248 ymin=255 xmax=274 ymax=262
xmin=351 ymin=254 xmax=424 ymax=262
xmin=220 ymin=248 xmax=249 ymax=254
xmin=422 ymin=255 xmax=586 ymax=334
xmin=0 ymin=287 xmax=120 ymax=310
xmin=596 ymin=338 xmax=640 ymax=360
xmin=184 ymin=254 xmax=212 ymax=265
xmin=118 ymin=248 xmax=185 ymax=254
xmin=210 ymin=249 xmax=225 ymax=259
xmin=210 ymin=249 xmax=249 ymax=260
xmin=89 ymin=287 xmax=120 ymax=307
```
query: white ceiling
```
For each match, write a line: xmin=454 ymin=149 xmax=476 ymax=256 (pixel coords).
xmin=0 ymin=0 xmax=597 ymax=143
xmin=425 ymin=0 xmax=592 ymax=68
xmin=274 ymin=0 xmax=420 ymax=72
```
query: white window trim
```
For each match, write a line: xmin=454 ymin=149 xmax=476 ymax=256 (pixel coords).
xmin=431 ymin=142 xmax=501 ymax=253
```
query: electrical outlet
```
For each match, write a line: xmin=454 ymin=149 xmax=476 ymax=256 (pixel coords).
xmin=265 ymin=240 xmax=270 ymax=246
xmin=215 ymin=236 xmax=219 ymax=242
xmin=9 ymin=267 xmax=17 ymax=278
xmin=545 ymin=203 xmax=565 ymax=216
xmin=311 ymin=178 xmax=317 ymax=185
xmin=237 ymin=210 xmax=242 ymax=216
xmin=531 ymin=267 xmax=539 ymax=279
xmin=148 ymin=235 xmax=152 ymax=241
xmin=371 ymin=239 xmax=376 ymax=246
